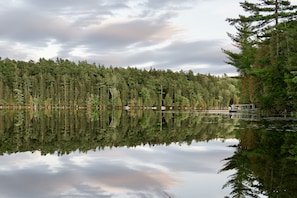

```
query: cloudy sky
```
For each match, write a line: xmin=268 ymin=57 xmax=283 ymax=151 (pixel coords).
xmin=0 ymin=140 xmax=238 ymax=198
xmin=1 ymin=0 xmax=296 ymax=75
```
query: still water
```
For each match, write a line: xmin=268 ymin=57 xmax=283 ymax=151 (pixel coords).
xmin=0 ymin=110 xmax=296 ymax=198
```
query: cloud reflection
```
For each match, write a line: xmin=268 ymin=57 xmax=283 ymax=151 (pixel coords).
xmin=0 ymin=139 xmax=237 ymax=198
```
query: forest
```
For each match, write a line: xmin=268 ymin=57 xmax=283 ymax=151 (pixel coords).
xmin=224 ymin=0 xmax=297 ymax=113
xmin=0 ymin=57 xmax=240 ymax=110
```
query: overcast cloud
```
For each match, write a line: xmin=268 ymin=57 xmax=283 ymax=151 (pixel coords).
xmin=1 ymin=0 xmax=295 ymax=75
xmin=0 ymin=140 xmax=237 ymax=198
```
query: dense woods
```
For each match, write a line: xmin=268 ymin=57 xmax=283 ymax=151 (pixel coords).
xmin=224 ymin=0 xmax=297 ymax=113
xmin=0 ymin=57 xmax=240 ymax=110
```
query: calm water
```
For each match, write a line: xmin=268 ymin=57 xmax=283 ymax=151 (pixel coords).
xmin=0 ymin=110 xmax=296 ymax=198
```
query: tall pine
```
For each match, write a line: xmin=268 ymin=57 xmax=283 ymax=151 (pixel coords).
xmin=223 ymin=18 xmax=257 ymax=103
xmin=225 ymin=0 xmax=297 ymax=113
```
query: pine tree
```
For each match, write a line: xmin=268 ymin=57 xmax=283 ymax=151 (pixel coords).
xmin=225 ymin=0 xmax=297 ymax=112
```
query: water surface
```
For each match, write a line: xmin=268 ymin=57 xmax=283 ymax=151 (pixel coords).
xmin=0 ymin=110 xmax=296 ymax=197
xmin=0 ymin=140 xmax=237 ymax=198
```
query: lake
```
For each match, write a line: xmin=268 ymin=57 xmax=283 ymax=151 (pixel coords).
xmin=0 ymin=110 xmax=296 ymax=198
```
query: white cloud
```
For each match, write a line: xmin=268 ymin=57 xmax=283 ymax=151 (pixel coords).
xmin=0 ymin=0 xmax=268 ymax=75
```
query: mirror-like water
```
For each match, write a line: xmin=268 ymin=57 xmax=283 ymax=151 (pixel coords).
xmin=0 ymin=140 xmax=237 ymax=198
xmin=0 ymin=110 xmax=296 ymax=198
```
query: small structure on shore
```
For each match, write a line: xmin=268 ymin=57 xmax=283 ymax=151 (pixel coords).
xmin=229 ymin=104 xmax=256 ymax=113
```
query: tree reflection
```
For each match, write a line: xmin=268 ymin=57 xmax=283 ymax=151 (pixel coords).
xmin=0 ymin=110 xmax=237 ymax=155
xmin=220 ymin=120 xmax=297 ymax=198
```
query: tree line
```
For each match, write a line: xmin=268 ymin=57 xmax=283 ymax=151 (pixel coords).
xmin=0 ymin=57 xmax=240 ymax=110
xmin=224 ymin=0 xmax=297 ymax=113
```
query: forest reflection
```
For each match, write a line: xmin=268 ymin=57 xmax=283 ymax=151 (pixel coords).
xmin=0 ymin=110 xmax=296 ymax=197
xmin=220 ymin=119 xmax=297 ymax=198
xmin=0 ymin=110 xmax=237 ymax=155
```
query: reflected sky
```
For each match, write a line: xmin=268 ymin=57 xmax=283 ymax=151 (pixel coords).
xmin=0 ymin=139 xmax=238 ymax=198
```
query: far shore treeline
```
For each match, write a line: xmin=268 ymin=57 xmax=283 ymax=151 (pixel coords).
xmin=0 ymin=57 xmax=240 ymax=110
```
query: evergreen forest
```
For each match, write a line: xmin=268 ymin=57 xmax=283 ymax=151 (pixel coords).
xmin=0 ymin=57 xmax=239 ymax=110
xmin=224 ymin=0 xmax=297 ymax=113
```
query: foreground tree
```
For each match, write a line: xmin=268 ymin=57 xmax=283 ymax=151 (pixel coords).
xmin=225 ymin=0 xmax=297 ymax=113
xmin=223 ymin=19 xmax=257 ymax=103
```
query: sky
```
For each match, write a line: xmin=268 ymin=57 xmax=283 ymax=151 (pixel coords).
xmin=0 ymin=140 xmax=238 ymax=198
xmin=0 ymin=0 xmax=296 ymax=76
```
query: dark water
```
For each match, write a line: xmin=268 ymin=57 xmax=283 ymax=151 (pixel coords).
xmin=0 ymin=110 xmax=296 ymax=198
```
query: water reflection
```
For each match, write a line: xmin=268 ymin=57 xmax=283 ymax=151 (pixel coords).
xmin=0 ymin=140 xmax=236 ymax=198
xmin=0 ymin=110 xmax=296 ymax=197
xmin=0 ymin=110 xmax=237 ymax=154
xmin=220 ymin=119 xmax=297 ymax=198
xmin=0 ymin=110 xmax=239 ymax=198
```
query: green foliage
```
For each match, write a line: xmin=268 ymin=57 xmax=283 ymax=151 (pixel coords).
xmin=0 ymin=58 xmax=240 ymax=110
xmin=225 ymin=0 xmax=297 ymax=113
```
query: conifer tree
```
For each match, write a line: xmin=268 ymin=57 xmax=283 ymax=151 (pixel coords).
xmin=225 ymin=0 xmax=297 ymax=112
